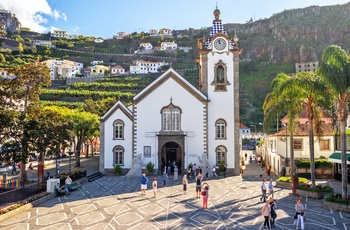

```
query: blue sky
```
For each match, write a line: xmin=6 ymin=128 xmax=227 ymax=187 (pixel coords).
xmin=0 ymin=0 xmax=349 ymax=38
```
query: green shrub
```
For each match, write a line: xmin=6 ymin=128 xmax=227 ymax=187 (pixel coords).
xmin=325 ymin=193 xmax=350 ymax=205
xmin=114 ymin=164 xmax=122 ymax=175
xmin=277 ymin=176 xmax=308 ymax=184
xmin=146 ymin=161 xmax=154 ymax=175
xmin=188 ymin=163 xmax=193 ymax=170
xmin=298 ymin=184 xmax=333 ymax=192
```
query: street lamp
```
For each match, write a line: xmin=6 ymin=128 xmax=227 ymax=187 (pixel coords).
xmin=251 ymin=124 xmax=257 ymax=133
xmin=259 ymin=122 xmax=264 ymax=133
xmin=284 ymin=123 xmax=288 ymax=166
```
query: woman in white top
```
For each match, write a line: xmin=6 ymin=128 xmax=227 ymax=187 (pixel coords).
xmin=152 ymin=177 xmax=157 ymax=198
xmin=294 ymin=198 xmax=305 ymax=230
xmin=261 ymin=200 xmax=271 ymax=229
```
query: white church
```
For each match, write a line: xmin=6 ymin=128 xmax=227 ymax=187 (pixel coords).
xmin=100 ymin=8 xmax=242 ymax=176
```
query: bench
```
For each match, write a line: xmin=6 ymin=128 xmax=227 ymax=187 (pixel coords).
xmin=54 ymin=188 xmax=65 ymax=196
xmin=70 ymin=181 xmax=81 ymax=191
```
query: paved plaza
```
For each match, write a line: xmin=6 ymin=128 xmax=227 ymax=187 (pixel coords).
xmin=1 ymin=158 xmax=350 ymax=229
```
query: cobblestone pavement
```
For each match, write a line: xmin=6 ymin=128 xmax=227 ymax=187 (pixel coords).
xmin=1 ymin=158 xmax=350 ymax=229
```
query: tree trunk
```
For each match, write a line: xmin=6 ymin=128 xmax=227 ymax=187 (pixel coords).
xmin=20 ymin=159 xmax=27 ymax=184
xmin=309 ymin=119 xmax=316 ymax=188
xmin=290 ymin=132 xmax=297 ymax=194
xmin=340 ymin=119 xmax=348 ymax=199
xmin=75 ymin=140 xmax=82 ymax=167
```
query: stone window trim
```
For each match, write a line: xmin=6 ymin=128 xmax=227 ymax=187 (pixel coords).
xmin=160 ymin=101 xmax=182 ymax=132
xmin=293 ymin=139 xmax=303 ymax=150
xmin=319 ymin=139 xmax=330 ymax=151
xmin=113 ymin=119 xmax=125 ymax=140
xmin=113 ymin=145 xmax=124 ymax=166
xmin=215 ymin=119 xmax=227 ymax=140
xmin=211 ymin=60 xmax=231 ymax=91
xmin=216 ymin=145 xmax=227 ymax=165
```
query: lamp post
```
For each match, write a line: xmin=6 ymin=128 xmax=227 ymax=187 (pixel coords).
xmin=251 ymin=124 xmax=257 ymax=133
xmin=259 ymin=122 xmax=264 ymax=133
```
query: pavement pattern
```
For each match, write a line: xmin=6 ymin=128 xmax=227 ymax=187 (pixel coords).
xmin=1 ymin=158 xmax=350 ymax=229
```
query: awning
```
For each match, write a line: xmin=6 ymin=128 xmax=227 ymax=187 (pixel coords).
xmin=328 ymin=152 xmax=350 ymax=164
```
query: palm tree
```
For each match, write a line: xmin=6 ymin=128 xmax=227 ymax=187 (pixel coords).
xmin=278 ymin=71 xmax=330 ymax=188
xmin=319 ymin=45 xmax=350 ymax=199
xmin=263 ymin=73 xmax=303 ymax=193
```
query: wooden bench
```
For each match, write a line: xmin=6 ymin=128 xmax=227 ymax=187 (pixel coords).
xmin=70 ymin=181 xmax=81 ymax=191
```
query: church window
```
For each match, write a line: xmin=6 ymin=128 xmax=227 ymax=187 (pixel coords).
xmin=163 ymin=109 xmax=171 ymax=131
xmin=113 ymin=120 xmax=124 ymax=139
xmin=216 ymin=146 xmax=227 ymax=165
xmin=114 ymin=145 xmax=124 ymax=165
xmin=216 ymin=119 xmax=226 ymax=139
xmin=212 ymin=60 xmax=229 ymax=91
xmin=161 ymin=103 xmax=182 ymax=132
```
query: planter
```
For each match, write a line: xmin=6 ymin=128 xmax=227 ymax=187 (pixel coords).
xmin=324 ymin=200 xmax=350 ymax=213
xmin=275 ymin=181 xmax=293 ymax=188
xmin=296 ymin=188 xmax=332 ymax=199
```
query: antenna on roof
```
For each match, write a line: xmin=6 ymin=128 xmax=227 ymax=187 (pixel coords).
xmin=216 ymin=1 xmax=218 ymax=9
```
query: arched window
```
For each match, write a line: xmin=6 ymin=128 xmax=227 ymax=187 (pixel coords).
xmin=217 ymin=66 xmax=224 ymax=83
xmin=216 ymin=145 xmax=227 ymax=165
xmin=172 ymin=108 xmax=180 ymax=131
xmin=114 ymin=145 xmax=124 ymax=165
xmin=162 ymin=109 xmax=171 ymax=131
xmin=161 ymin=103 xmax=182 ymax=132
xmin=216 ymin=119 xmax=226 ymax=139
xmin=114 ymin=120 xmax=124 ymax=140
xmin=212 ymin=60 xmax=230 ymax=91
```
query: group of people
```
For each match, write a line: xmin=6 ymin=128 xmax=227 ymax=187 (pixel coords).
xmin=54 ymin=175 xmax=73 ymax=195
xmin=188 ymin=164 xmax=220 ymax=180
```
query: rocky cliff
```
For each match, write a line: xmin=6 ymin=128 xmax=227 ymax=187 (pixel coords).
xmin=224 ymin=2 xmax=350 ymax=64
xmin=0 ymin=9 xmax=21 ymax=34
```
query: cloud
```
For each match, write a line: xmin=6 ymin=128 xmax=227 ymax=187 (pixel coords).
xmin=0 ymin=0 xmax=66 ymax=33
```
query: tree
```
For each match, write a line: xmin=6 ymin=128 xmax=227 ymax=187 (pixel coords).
xmin=319 ymin=45 xmax=350 ymax=199
xmin=18 ymin=42 xmax=24 ymax=55
xmin=278 ymin=71 xmax=329 ymax=188
xmin=263 ymin=73 xmax=303 ymax=193
xmin=0 ymin=53 xmax=5 ymax=63
xmin=6 ymin=61 xmax=51 ymax=182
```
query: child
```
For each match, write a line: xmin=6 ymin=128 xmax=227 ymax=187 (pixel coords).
xmin=201 ymin=183 xmax=209 ymax=209
xmin=182 ymin=174 xmax=188 ymax=194
xmin=152 ymin=177 xmax=157 ymax=198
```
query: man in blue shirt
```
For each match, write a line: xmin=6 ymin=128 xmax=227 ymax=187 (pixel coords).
xmin=140 ymin=173 xmax=148 ymax=195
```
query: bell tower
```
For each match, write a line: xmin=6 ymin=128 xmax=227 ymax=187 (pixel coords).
xmin=197 ymin=8 xmax=242 ymax=175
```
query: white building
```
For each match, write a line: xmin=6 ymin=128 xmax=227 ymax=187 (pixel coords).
xmin=129 ymin=60 xmax=168 ymax=74
xmin=295 ymin=61 xmax=319 ymax=73
xmin=51 ymin=30 xmax=68 ymax=38
xmin=160 ymin=41 xmax=177 ymax=51
xmin=111 ymin=65 xmax=125 ymax=76
xmin=100 ymin=8 xmax=242 ymax=175
xmin=33 ymin=40 xmax=55 ymax=48
xmin=114 ymin=32 xmax=127 ymax=39
xmin=0 ymin=69 xmax=8 ymax=78
xmin=42 ymin=59 xmax=83 ymax=79
xmin=159 ymin=28 xmax=172 ymax=36
xmin=140 ymin=42 xmax=153 ymax=50
xmin=91 ymin=60 xmax=104 ymax=66
xmin=94 ymin=38 xmax=104 ymax=43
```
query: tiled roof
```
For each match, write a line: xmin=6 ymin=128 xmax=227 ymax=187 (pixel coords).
xmin=274 ymin=123 xmax=334 ymax=136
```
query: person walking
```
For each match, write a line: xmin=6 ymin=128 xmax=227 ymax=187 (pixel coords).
xmin=212 ymin=165 xmax=217 ymax=178
xmin=260 ymin=178 xmax=267 ymax=202
xmin=205 ymin=166 xmax=209 ymax=179
xmin=28 ymin=163 xmax=33 ymax=175
xmin=57 ymin=162 xmax=61 ymax=174
xmin=192 ymin=164 xmax=197 ymax=179
xmin=174 ymin=166 xmax=179 ymax=181
xmin=268 ymin=179 xmax=274 ymax=198
xmin=195 ymin=173 xmax=203 ymax=198
xmin=152 ymin=177 xmax=157 ymax=198
xmin=261 ymin=200 xmax=271 ymax=229
xmin=267 ymin=165 xmax=271 ymax=176
xmin=182 ymin=174 xmax=188 ymax=194
xmin=201 ymin=182 xmax=209 ymax=209
xmin=269 ymin=197 xmax=277 ymax=228
xmin=140 ymin=173 xmax=148 ymax=195
xmin=294 ymin=197 xmax=305 ymax=230
xmin=11 ymin=162 xmax=17 ymax=174
xmin=65 ymin=175 xmax=72 ymax=192
xmin=162 ymin=172 xmax=168 ymax=186
xmin=249 ymin=154 xmax=253 ymax=163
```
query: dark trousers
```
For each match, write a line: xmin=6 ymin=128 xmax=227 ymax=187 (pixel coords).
xmin=264 ymin=216 xmax=270 ymax=228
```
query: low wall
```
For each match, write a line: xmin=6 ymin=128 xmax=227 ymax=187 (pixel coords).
xmin=324 ymin=200 xmax=350 ymax=213
xmin=295 ymin=188 xmax=332 ymax=199
xmin=275 ymin=181 xmax=293 ymax=188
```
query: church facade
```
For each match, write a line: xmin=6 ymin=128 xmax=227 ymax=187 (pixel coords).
xmin=100 ymin=8 xmax=242 ymax=175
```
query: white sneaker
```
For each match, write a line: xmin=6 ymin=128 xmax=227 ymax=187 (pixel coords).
xmin=293 ymin=220 xmax=296 ymax=225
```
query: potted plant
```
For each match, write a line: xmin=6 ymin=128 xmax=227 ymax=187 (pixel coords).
xmin=114 ymin=164 xmax=122 ymax=176
xmin=146 ymin=161 xmax=154 ymax=176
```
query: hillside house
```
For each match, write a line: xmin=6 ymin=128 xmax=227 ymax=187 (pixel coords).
xmin=160 ymin=41 xmax=177 ymax=51
xmin=149 ymin=29 xmax=158 ymax=36
xmin=129 ymin=60 xmax=168 ymax=74
xmin=42 ymin=59 xmax=83 ymax=79
xmin=91 ymin=60 xmax=104 ymax=66
xmin=140 ymin=42 xmax=153 ymax=50
xmin=111 ymin=65 xmax=125 ymax=76
xmin=33 ymin=40 xmax=55 ymax=48
xmin=114 ymin=32 xmax=127 ymax=39
xmin=159 ymin=28 xmax=172 ymax=36
xmin=0 ymin=69 xmax=8 ymax=78
xmin=295 ymin=61 xmax=319 ymax=73
xmin=90 ymin=65 xmax=110 ymax=76
xmin=51 ymin=30 xmax=68 ymax=38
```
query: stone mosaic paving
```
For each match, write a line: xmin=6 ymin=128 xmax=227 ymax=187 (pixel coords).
xmin=1 ymin=173 xmax=350 ymax=229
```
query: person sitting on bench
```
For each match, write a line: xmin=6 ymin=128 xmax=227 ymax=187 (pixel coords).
xmin=55 ymin=182 xmax=70 ymax=195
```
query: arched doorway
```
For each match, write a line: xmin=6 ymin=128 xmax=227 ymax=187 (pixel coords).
xmin=159 ymin=141 xmax=183 ymax=175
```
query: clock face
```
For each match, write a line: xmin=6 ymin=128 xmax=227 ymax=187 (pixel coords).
xmin=214 ymin=38 xmax=226 ymax=50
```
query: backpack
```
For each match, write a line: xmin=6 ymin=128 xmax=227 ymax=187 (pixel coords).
xmin=196 ymin=178 xmax=201 ymax=185
xmin=201 ymin=190 xmax=206 ymax=196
